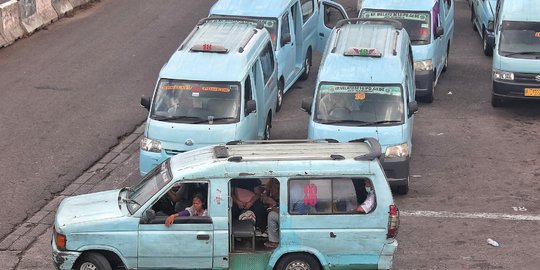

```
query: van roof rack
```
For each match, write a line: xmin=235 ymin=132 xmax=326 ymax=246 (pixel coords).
xmin=331 ymin=18 xmax=403 ymax=55
xmin=215 ymin=137 xmax=381 ymax=162
xmin=335 ymin=18 xmax=403 ymax=30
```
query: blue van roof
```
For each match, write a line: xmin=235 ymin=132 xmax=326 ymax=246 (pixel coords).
xmin=210 ymin=0 xmax=291 ymax=18
xmin=360 ymin=0 xmax=437 ymax=12
xmin=160 ymin=19 xmax=268 ymax=82
xmin=319 ymin=23 xmax=406 ymax=84
xmin=500 ymin=0 xmax=540 ymax=22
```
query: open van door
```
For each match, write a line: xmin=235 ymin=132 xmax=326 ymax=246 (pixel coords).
xmin=317 ymin=0 xmax=348 ymax=52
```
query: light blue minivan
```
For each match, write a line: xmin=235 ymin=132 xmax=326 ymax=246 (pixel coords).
xmin=470 ymin=0 xmax=497 ymax=55
xmin=139 ymin=17 xmax=278 ymax=175
xmin=301 ymin=19 xmax=418 ymax=194
xmin=209 ymin=0 xmax=349 ymax=110
xmin=53 ymin=140 xmax=400 ymax=270
xmin=491 ymin=0 xmax=540 ymax=107
xmin=359 ymin=0 xmax=455 ymax=103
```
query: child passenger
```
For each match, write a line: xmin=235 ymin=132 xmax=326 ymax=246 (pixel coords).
xmin=165 ymin=193 xmax=207 ymax=227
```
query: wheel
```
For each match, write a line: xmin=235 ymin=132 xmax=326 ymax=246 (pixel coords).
xmin=471 ymin=10 xmax=477 ymax=32
xmin=276 ymin=253 xmax=321 ymax=270
xmin=442 ymin=46 xmax=449 ymax=73
xmin=483 ymin=28 xmax=493 ymax=56
xmin=74 ymin=252 xmax=112 ymax=270
xmin=421 ymin=77 xmax=435 ymax=103
xmin=299 ymin=50 xmax=312 ymax=81
xmin=394 ymin=177 xmax=409 ymax=195
xmin=263 ymin=117 xmax=271 ymax=140
xmin=276 ymin=80 xmax=284 ymax=112
xmin=491 ymin=94 xmax=503 ymax=107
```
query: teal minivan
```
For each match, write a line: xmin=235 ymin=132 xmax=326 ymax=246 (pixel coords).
xmin=491 ymin=0 xmax=540 ymax=107
xmin=301 ymin=19 xmax=418 ymax=194
xmin=53 ymin=140 xmax=400 ymax=270
xmin=139 ymin=17 xmax=278 ymax=175
xmin=359 ymin=0 xmax=455 ymax=103
xmin=209 ymin=0 xmax=349 ymax=110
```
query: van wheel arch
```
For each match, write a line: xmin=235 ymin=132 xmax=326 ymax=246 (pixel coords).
xmin=274 ymin=252 xmax=322 ymax=270
xmin=74 ymin=250 xmax=125 ymax=270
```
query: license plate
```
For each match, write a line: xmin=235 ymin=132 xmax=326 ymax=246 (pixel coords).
xmin=524 ymin=88 xmax=540 ymax=97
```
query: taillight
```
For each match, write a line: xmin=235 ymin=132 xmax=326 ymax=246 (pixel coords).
xmin=387 ymin=205 xmax=399 ymax=238
xmin=54 ymin=230 xmax=67 ymax=251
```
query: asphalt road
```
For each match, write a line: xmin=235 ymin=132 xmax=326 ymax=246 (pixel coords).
xmin=1 ymin=0 xmax=539 ymax=269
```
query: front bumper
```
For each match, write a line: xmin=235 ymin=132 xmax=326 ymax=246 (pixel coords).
xmin=380 ymin=156 xmax=410 ymax=188
xmin=52 ymin=235 xmax=81 ymax=270
xmin=492 ymin=80 xmax=540 ymax=100
xmin=377 ymin=240 xmax=398 ymax=269
xmin=414 ymin=70 xmax=435 ymax=97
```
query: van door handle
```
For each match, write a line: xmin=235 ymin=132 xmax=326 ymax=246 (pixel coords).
xmin=330 ymin=232 xmax=336 ymax=238
xmin=197 ymin=234 xmax=210 ymax=240
xmin=319 ymin=33 xmax=325 ymax=37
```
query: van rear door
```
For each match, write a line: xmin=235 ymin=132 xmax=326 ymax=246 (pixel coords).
xmin=316 ymin=0 xmax=348 ymax=52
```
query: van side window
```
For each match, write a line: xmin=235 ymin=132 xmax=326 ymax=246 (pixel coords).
xmin=149 ymin=182 xmax=209 ymax=224
xmin=244 ymin=76 xmax=254 ymax=116
xmin=281 ymin=12 xmax=291 ymax=48
xmin=300 ymin=0 xmax=314 ymax=23
xmin=288 ymin=178 xmax=376 ymax=214
xmin=259 ymin=42 xmax=275 ymax=85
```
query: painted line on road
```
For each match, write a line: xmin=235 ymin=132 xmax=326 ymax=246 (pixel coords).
xmin=401 ymin=210 xmax=540 ymax=221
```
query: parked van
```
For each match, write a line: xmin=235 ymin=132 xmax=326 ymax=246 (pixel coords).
xmin=470 ymin=0 xmax=497 ymax=55
xmin=139 ymin=17 xmax=278 ymax=175
xmin=491 ymin=0 xmax=540 ymax=107
xmin=209 ymin=0 xmax=349 ymax=110
xmin=52 ymin=139 xmax=400 ymax=270
xmin=359 ymin=0 xmax=455 ymax=103
xmin=301 ymin=19 xmax=418 ymax=194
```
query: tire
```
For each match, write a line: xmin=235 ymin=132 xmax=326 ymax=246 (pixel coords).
xmin=299 ymin=50 xmax=312 ymax=81
xmin=483 ymin=28 xmax=493 ymax=56
xmin=471 ymin=10 xmax=477 ymax=32
xmin=74 ymin=252 xmax=112 ymax=270
xmin=276 ymin=80 xmax=284 ymax=112
xmin=491 ymin=94 xmax=503 ymax=107
xmin=263 ymin=117 xmax=271 ymax=140
xmin=422 ymin=77 xmax=435 ymax=103
xmin=394 ymin=177 xmax=409 ymax=195
xmin=276 ymin=253 xmax=321 ymax=270
xmin=442 ymin=46 xmax=449 ymax=73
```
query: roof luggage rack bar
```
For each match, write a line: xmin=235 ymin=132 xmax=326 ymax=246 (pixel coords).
xmin=178 ymin=25 xmax=201 ymax=51
xmin=335 ymin=18 xmax=403 ymax=30
xmin=392 ymin=30 xmax=400 ymax=56
xmin=330 ymin=28 xmax=341 ymax=53
xmin=226 ymin=139 xmax=338 ymax=145
xmin=349 ymin=137 xmax=382 ymax=161
xmin=239 ymin=29 xmax=258 ymax=53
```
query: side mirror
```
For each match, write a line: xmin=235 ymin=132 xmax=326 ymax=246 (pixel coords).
xmin=281 ymin=33 xmax=291 ymax=46
xmin=301 ymin=97 xmax=313 ymax=115
xmin=141 ymin=96 xmax=151 ymax=110
xmin=435 ymin=26 xmax=444 ymax=38
xmin=142 ymin=209 xmax=156 ymax=224
xmin=408 ymin=101 xmax=419 ymax=117
xmin=245 ymin=100 xmax=257 ymax=114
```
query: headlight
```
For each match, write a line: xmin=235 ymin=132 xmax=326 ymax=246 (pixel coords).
xmin=493 ymin=69 xmax=514 ymax=81
xmin=414 ymin=60 xmax=433 ymax=71
xmin=140 ymin=137 xmax=162 ymax=153
xmin=385 ymin=143 xmax=409 ymax=158
xmin=54 ymin=229 xmax=67 ymax=251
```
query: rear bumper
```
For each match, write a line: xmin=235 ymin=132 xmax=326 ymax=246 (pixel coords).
xmin=377 ymin=240 xmax=398 ymax=269
xmin=415 ymin=70 xmax=435 ymax=97
xmin=492 ymin=80 xmax=540 ymax=100
xmin=380 ymin=156 xmax=410 ymax=187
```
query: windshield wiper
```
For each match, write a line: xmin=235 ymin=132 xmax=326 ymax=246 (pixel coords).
xmin=365 ymin=120 xmax=402 ymax=125
xmin=319 ymin=119 xmax=372 ymax=125
xmin=151 ymin=115 xmax=204 ymax=122
xmin=121 ymin=197 xmax=141 ymax=206
xmin=192 ymin=117 xmax=238 ymax=124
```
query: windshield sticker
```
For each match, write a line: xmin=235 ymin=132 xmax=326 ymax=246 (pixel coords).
xmin=303 ymin=184 xmax=318 ymax=206
xmin=420 ymin=28 xmax=429 ymax=36
xmin=421 ymin=23 xmax=429 ymax=28
xmin=161 ymin=85 xmax=192 ymax=90
xmin=536 ymin=32 xmax=540 ymax=38
xmin=202 ymin=86 xmax=231 ymax=92
xmin=362 ymin=11 xmax=428 ymax=22
xmin=320 ymin=85 xmax=402 ymax=96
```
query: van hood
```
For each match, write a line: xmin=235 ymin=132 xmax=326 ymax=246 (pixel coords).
xmin=146 ymin=119 xmax=237 ymax=152
xmin=493 ymin=54 xmax=540 ymax=73
xmin=55 ymin=190 xmax=123 ymax=228
xmin=308 ymin=123 xmax=404 ymax=150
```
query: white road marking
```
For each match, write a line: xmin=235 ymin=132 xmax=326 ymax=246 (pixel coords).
xmin=401 ymin=210 xmax=540 ymax=221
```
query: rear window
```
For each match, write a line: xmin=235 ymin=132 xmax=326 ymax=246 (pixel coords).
xmin=288 ymin=178 xmax=376 ymax=215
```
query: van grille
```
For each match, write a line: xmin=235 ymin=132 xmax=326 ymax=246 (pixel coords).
xmin=514 ymin=72 xmax=540 ymax=85
xmin=165 ymin=149 xmax=186 ymax=156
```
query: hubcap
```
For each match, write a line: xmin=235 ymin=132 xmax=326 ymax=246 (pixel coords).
xmin=278 ymin=88 xmax=283 ymax=106
xmin=80 ymin=262 xmax=97 ymax=270
xmin=265 ymin=124 xmax=270 ymax=139
xmin=304 ymin=57 xmax=310 ymax=75
xmin=285 ymin=260 xmax=311 ymax=270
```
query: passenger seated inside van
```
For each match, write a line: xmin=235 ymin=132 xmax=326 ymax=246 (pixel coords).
xmin=165 ymin=193 xmax=208 ymax=226
xmin=353 ymin=179 xmax=375 ymax=214
xmin=260 ymin=178 xmax=280 ymax=248
xmin=231 ymin=179 xmax=267 ymax=232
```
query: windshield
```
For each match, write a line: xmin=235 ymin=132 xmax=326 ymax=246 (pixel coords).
xmin=126 ymin=160 xmax=173 ymax=214
xmin=499 ymin=21 xmax=540 ymax=58
xmin=314 ymin=84 xmax=404 ymax=125
xmin=360 ymin=9 xmax=431 ymax=45
xmin=150 ymin=79 xmax=241 ymax=124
